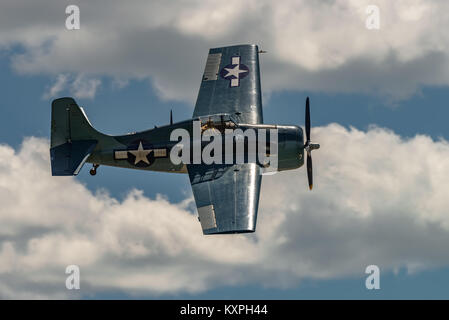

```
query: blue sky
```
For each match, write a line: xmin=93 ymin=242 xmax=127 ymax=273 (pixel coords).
xmin=1 ymin=1 xmax=449 ymax=299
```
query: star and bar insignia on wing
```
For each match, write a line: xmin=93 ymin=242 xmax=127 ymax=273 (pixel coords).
xmin=220 ymin=56 xmax=249 ymax=87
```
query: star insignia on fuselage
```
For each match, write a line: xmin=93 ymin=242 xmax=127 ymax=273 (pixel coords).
xmin=128 ymin=141 xmax=152 ymax=165
xmin=114 ymin=141 xmax=168 ymax=168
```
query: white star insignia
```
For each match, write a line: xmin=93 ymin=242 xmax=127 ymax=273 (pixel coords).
xmin=224 ymin=64 xmax=248 ymax=79
xmin=129 ymin=142 xmax=152 ymax=165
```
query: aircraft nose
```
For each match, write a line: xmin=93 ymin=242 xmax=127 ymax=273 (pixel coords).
xmin=310 ymin=143 xmax=320 ymax=150
xmin=296 ymin=125 xmax=304 ymax=148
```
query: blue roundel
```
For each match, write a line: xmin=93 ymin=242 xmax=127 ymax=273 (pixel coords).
xmin=220 ymin=56 xmax=249 ymax=87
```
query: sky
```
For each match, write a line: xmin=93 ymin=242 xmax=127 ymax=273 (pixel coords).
xmin=1 ymin=0 xmax=449 ymax=299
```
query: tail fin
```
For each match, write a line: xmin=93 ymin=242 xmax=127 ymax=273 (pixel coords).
xmin=50 ymin=97 xmax=98 ymax=176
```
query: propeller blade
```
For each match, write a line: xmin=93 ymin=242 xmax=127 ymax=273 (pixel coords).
xmin=170 ymin=109 xmax=173 ymax=125
xmin=307 ymin=152 xmax=313 ymax=190
xmin=305 ymin=97 xmax=311 ymax=143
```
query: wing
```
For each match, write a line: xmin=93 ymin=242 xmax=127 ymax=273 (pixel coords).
xmin=193 ymin=44 xmax=263 ymax=124
xmin=187 ymin=163 xmax=262 ymax=235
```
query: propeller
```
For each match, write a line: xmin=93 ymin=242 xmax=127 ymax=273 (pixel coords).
xmin=304 ymin=97 xmax=320 ymax=190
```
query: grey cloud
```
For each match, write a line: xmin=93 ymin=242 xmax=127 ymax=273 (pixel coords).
xmin=1 ymin=1 xmax=448 ymax=102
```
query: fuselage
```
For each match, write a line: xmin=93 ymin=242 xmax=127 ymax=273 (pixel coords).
xmin=86 ymin=113 xmax=305 ymax=173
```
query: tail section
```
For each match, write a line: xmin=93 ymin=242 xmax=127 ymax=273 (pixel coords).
xmin=50 ymin=97 xmax=99 ymax=176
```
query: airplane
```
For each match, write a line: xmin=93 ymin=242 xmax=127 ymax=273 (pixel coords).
xmin=50 ymin=44 xmax=320 ymax=235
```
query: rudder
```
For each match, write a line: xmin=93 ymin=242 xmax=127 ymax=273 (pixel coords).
xmin=50 ymin=97 xmax=98 ymax=176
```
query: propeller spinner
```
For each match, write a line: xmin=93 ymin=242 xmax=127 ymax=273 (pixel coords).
xmin=304 ymin=97 xmax=320 ymax=190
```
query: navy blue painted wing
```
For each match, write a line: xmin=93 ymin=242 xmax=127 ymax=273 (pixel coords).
xmin=193 ymin=44 xmax=263 ymax=124
xmin=187 ymin=163 xmax=262 ymax=235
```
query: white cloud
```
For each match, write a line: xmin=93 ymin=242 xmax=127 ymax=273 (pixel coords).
xmin=71 ymin=74 xmax=101 ymax=99
xmin=42 ymin=74 xmax=101 ymax=99
xmin=42 ymin=74 xmax=68 ymax=99
xmin=1 ymin=0 xmax=449 ymax=102
xmin=1 ymin=126 xmax=449 ymax=298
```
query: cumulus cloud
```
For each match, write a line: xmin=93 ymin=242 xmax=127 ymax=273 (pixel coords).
xmin=1 ymin=125 xmax=449 ymax=298
xmin=42 ymin=74 xmax=68 ymax=99
xmin=43 ymin=74 xmax=101 ymax=99
xmin=1 ymin=0 xmax=449 ymax=101
xmin=70 ymin=74 xmax=101 ymax=99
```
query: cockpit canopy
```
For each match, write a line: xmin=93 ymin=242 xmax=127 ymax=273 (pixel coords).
xmin=196 ymin=113 xmax=238 ymax=132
